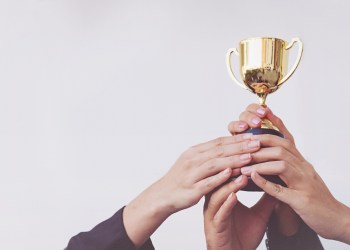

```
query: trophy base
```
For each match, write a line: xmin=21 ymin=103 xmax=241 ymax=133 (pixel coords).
xmin=244 ymin=127 xmax=284 ymax=138
xmin=238 ymin=127 xmax=286 ymax=192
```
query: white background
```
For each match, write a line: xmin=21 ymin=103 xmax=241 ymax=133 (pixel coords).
xmin=1 ymin=0 xmax=349 ymax=249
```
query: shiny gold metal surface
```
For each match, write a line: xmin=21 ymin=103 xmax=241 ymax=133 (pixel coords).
xmin=226 ymin=37 xmax=303 ymax=106
xmin=226 ymin=37 xmax=303 ymax=130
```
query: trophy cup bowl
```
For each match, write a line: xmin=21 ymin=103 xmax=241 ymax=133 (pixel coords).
xmin=226 ymin=37 xmax=303 ymax=191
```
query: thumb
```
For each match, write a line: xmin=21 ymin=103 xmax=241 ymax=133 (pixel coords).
xmin=266 ymin=108 xmax=294 ymax=144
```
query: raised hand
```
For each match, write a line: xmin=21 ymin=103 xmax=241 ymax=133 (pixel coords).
xmin=204 ymin=175 xmax=277 ymax=250
xmin=228 ymin=104 xmax=350 ymax=244
xmin=123 ymin=134 xmax=262 ymax=247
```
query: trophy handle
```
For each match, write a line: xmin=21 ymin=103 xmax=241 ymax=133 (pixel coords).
xmin=226 ymin=48 xmax=248 ymax=90
xmin=278 ymin=37 xmax=304 ymax=86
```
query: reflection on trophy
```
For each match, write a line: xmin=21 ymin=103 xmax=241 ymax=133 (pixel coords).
xmin=226 ymin=37 xmax=303 ymax=191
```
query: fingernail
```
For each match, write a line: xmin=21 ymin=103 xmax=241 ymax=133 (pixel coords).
xmin=234 ymin=175 xmax=243 ymax=183
xmin=248 ymin=140 xmax=260 ymax=148
xmin=239 ymin=122 xmax=248 ymax=129
xmin=257 ymin=108 xmax=266 ymax=116
xmin=241 ymin=166 xmax=252 ymax=174
xmin=252 ymin=117 xmax=261 ymax=125
xmin=242 ymin=133 xmax=253 ymax=139
xmin=239 ymin=153 xmax=251 ymax=161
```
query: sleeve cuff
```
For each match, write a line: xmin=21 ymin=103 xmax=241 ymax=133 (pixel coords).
xmin=266 ymin=212 xmax=324 ymax=250
xmin=66 ymin=206 xmax=155 ymax=250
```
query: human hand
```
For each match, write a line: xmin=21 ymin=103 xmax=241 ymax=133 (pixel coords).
xmin=159 ymin=133 xmax=263 ymax=214
xmin=124 ymin=134 xmax=261 ymax=247
xmin=229 ymin=104 xmax=350 ymax=243
xmin=204 ymin=175 xmax=277 ymax=250
xmin=228 ymin=104 xmax=301 ymax=236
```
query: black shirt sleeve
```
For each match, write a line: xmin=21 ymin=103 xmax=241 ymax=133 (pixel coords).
xmin=266 ymin=212 xmax=324 ymax=250
xmin=65 ymin=207 xmax=155 ymax=250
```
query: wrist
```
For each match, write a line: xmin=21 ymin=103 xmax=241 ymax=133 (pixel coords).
xmin=123 ymin=180 xmax=173 ymax=247
xmin=154 ymin=175 xmax=188 ymax=215
xmin=205 ymin=234 xmax=233 ymax=250
xmin=146 ymin=178 xmax=177 ymax=218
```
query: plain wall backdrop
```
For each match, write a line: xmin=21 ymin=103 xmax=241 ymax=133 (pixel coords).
xmin=1 ymin=0 xmax=349 ymax=249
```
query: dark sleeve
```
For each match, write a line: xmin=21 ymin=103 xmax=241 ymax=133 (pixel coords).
xmin=65 ymin=207 xmax=155 ymax=250
xmin=265 ymin=212 xmax=324 ymax=250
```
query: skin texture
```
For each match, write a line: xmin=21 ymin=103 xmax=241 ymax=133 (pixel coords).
xmin=229 ymin=104 xmax=350 ymax=244
xmin=204 ymin=176 xmax=277 ymax=250
xmin=123 ymin=133 xmax=262 ymax=247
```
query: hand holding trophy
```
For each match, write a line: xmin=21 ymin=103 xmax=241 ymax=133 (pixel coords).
xmin=226 ymin=37 xmax=303 ymax=191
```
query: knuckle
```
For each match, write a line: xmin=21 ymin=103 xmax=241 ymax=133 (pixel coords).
xmin=215 ymin=137 xmax=224 ymax=146
xmin=207 ymin=159 xmax=218 ymax=171
xmin=239 ymin=111 xmax=249 ymax=121
xmin=183 ymin=158 xmax=196 ymax=168
xmin=247 ymin=103 xmax=260 ymax=112
xmin=215 ymin=145 xmax=225 ymax=157
xmin=228 ymin=155 xmax=237 ymax=164
xmin=274 ymin=116 xmax=283 ymax=125
xmin=183 ymin=147 xmax=196 ymax=158
xmin=275 ymin=147 xmax=285 ymax=158
xmin=239 ymin=141 xmax=247 ymax=153
xmin=289 ymin=135 xmax=295 ymax=143
xmin=234 ymin=133 xmax=247 ymax=142
xmin=279 ymin=161 xmax=288 ymax=172
xmin=283 ymin=139 xmax=293 ymax=149
xmin=231 ymin=167 xmax=241 ymax=176
xmin=261 ymin=177 xmax=268 ymax=188
xmin=204 ymin=179 xmax=214 ymax=190
xmin=273 ymin=184 xmax=284 ymax=197
xmin=227 ymin=122 xmax=236 ymax=133
xmin=265 ymin=134 xmax=274 ymax=143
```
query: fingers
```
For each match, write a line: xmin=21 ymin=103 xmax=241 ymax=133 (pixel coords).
xmin=252 ymin=134 xmax=303 ymax=159
xmin=198 ymin=168 xmax=247 ymax=199
xmin=214 ymin=177 xmax=248 ymax=223
xmin=190 ymin=139 xmax=261 ymax=176
xmin=198 ymin=168 xmax=233 ymax=198
xmin=214 ymin=192 xmax=237 ymax=222
xmin=194 ymin=153 xmax=252 ymax=181
xmin=200 ymin=139 xmax=260 ymax=163
xmin=227 ymin=106 xmax=268 ymax=135
xmin=239 ymin=110 xmax=263 ymax=128
xmin=191 ymin=133 xmax=254 ymax=153
xmin=245 ymin=103 xmax=268 ymax=115
xmin=265 ymin=112 xmax=295 ymax=143
xmin=227 ymin=104 xmax=294 ymax=144
xmin=241 ymin=161 xmax=290 ymax=186
xmin=228 ymin=120 xmax=249 ymax=134
xmin=248 ymin=145 xmax=299 ymax=167
xmin=180 ymin=134 xmax=262 ymax=180
xmin=251 ymin=171 xmax=292 ymax=205
xmin=204 ymin=175 xmax=247 ymax=219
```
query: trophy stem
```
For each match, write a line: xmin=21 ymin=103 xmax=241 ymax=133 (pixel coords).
xmin=258 ymin=93 xmax=267 ymax=106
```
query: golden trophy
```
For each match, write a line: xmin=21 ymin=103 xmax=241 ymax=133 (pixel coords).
xmin=226 ymin=37 xmax=303 ymax=191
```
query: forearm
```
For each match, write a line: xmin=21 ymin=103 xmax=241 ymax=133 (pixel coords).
xmin=123 ymin=178 xmax=174 ymax=248
xmin=66 ymin=207 xmax=154 ymax=250
xmin=333 ymin=201 xmax=350 ymax=244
